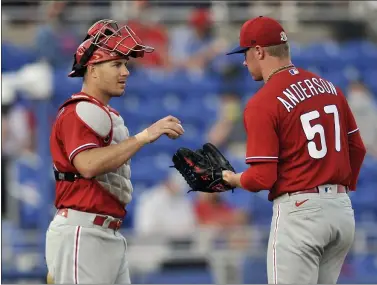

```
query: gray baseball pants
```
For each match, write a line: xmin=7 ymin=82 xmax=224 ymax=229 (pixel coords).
xmin=267 ymin=184 xmax=355 ymax=284
xmin=45 ymin=209 xmax=130 ymax=284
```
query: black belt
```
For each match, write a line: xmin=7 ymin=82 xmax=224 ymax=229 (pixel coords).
xmin=54 ymin=170 xmax=84 ymax=182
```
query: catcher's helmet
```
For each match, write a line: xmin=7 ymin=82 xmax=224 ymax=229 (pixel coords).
xmin=69 ymin=19 xmax=154 ymax=77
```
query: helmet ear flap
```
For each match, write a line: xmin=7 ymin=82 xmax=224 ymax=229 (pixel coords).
xmin=76 ymin=44 xmax=96 ymax=67
xmin=69 ymin=54 xmax=81 ymax=77
xmin=69 ymin=42 xmax=97 ymax=77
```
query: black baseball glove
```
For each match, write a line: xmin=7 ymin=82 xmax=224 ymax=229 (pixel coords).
xmin=171 ymin=143 xmax=236 ymax=193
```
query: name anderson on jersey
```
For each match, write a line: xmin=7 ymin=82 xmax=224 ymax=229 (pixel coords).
xmin=277 ymin=77 xmax=337 ymax=112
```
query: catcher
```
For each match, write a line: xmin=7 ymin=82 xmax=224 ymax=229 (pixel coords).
xmin=46 ymin=19 xmax=184 ymax=284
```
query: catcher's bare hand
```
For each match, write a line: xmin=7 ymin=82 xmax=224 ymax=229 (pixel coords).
xmin=147 ymin=115 xmax=184 ymax=143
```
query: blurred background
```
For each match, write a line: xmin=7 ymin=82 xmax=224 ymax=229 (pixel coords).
xmin=1 ymin=0 xmax=377 ymax=283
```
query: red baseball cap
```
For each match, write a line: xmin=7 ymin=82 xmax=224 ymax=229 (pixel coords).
xmin=190 ymin=8 xmax=212 ymax=28
xmin=226 ymin=16 xmax=288 ymax=55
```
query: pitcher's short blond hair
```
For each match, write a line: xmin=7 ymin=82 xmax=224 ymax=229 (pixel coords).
xmin=265 ymin=42 xmax=290 ymax=59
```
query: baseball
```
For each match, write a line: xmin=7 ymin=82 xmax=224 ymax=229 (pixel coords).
xmin=177 ymin=123 xmax=184 ymax=132
xmin=167 ymin=123 xmax=184 ymax=139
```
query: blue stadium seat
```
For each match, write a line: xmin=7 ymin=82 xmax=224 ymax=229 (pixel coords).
xmin=347 ymin=254 xmax=377 ymax=283
xmin=178 ymin=97 xmax=219 ymax=127
xmin=359 ymin=41 xmax=377 ymax=58
xmin=289 ymin=41 xmax=304 ymax=58
xmin=52 ymin=68 xmax=82 ymax=107
xmin=228 ymin=156 xmax=248 ymax=172
xmin=300 ymin=42 xmax=344 ymax=72
xmin=305 ymin=42 xmax=341 ymax=59
xmin=125 ymin=69 xmax=158 ymax=99
xmin=2 ymin=269 xmax=47 ymax=283
xmin=2 ymin=42 xmax=38 ymax=72
xmin=220 ymin=157 xmax=252 ymax=211
xmin=362 ymin=69 xmax=377 ymax=94
xmin=161 ymin=70 xmax=198 ymax=98
xmin=249 ymin=192 xmax=273 ymax=225
xmin=222 ymin=188 xmax=253 ymax=212
xmin=242 ymin=256 xmax=268 ymax=283
xmin=180 ymin=74 xmax=221 ymax=99
xmin=322 ymin=71 xmax=349 ymax=90
xmin=131 ymin=160 xmax=168 ymax=189
xmin=123 ymin=97 xmax=170 ymax=123
xmin=13 ymin=157 xmax=45 ymax=229
xmin=342 ymin=40 xmax=377 ymax=70
xmin=240 ymin=74 xmax=263 ymax=98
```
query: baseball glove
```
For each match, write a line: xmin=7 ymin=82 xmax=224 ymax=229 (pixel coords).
xmin=171 ymin=143 xmax=236 ymax=193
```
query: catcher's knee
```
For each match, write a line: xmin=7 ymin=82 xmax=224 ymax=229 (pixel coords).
xmin=47 ymin=272 xmax=54 ymax=284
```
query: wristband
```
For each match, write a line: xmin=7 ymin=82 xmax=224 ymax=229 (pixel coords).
xmin=135 ymin=129 xmax=149 ymax=145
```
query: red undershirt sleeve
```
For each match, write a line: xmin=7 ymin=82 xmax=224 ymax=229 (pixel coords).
xmin=240 ymin=162 xmax=278 ymax=192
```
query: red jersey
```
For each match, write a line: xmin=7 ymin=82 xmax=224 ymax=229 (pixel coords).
xmin=243 ymin=67 xmax=359 ymax=201
xmin=50 ymin=93 xmax=126 ymax=218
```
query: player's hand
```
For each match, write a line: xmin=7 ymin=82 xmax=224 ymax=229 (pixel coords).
xmin=136 ymin=115 xmax=184 ymax=145
xmin=222 ymin=170 xmax=237 ymax=187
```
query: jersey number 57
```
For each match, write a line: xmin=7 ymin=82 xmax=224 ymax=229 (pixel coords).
xmin=300 ymin=104 xmax=341 ymax=159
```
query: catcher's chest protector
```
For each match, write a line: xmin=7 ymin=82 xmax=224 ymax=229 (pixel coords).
xmin=60 ymin=94 xmax=133 ymax=205
xmin=96 ymin=111 xmax=133 ymax=205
